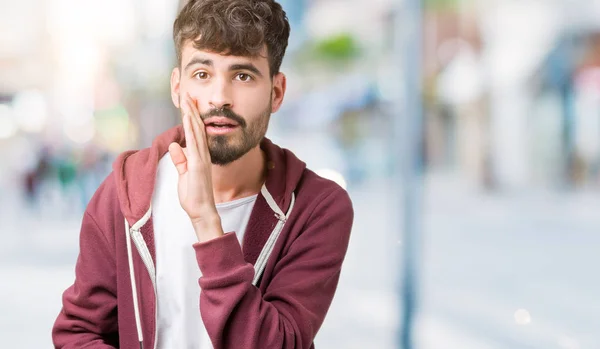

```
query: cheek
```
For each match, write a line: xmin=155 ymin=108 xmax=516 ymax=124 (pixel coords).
xmin=234 ymin=86 xmax=271 ymax=112
xmin=179 ymin=80 xmax=209 ymax=109
xmin=179 ymin=78 xmax=197 ymax=94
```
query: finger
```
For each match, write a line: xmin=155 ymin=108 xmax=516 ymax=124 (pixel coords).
xmin=181 ymin=106 xmax=199 ymax=161
xmin=168 ymin=142 xmax=187 ymax=175
xmin=185 ymin=94 xmax=210 ymax=158
xmin=184 ymin=95 xmax=202 ymax=139
xmin=195 ymin=118 xmax=210 ymax=160
xmin=185 ymin=93 xmax=204 ymax=136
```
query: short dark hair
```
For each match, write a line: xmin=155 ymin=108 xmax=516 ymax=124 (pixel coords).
xmin=173 ymin=0 xmax=290 ymax=76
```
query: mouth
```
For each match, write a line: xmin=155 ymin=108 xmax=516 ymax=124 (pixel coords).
xmin=203 ymin=117 xmax=240 ymax=135
xmin=203 ymin=117 xmax=239 ymax=128
xmin=207 ymin=123 xmax=236 ymax=129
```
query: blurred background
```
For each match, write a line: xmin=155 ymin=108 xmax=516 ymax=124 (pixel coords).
xmin=1 ymin=0 xmax=600 ymax=348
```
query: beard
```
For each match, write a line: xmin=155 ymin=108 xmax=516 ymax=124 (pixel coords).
xmin=200 ymin=101 xmax=272 ymax=166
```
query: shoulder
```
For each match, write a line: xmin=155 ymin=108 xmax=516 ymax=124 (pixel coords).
xmin=285 ymin=169 xmax=354 ymax=260
xmin=295 ymin=168 xmax=354 ymax=218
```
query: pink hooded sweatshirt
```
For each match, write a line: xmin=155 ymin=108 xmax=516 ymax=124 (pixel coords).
xmin=52 ymin=125 xmax=354 ymax=349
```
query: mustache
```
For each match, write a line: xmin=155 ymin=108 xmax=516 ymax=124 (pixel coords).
xmin=200 ymin=108 xmax=247 ymax=128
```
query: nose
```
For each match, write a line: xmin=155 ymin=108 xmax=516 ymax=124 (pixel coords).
xmin=208 ymin=77 xmax=233 ymax=111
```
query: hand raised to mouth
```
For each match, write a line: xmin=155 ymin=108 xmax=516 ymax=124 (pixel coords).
xmin=169 ymin=93 xmax=224 ymax=243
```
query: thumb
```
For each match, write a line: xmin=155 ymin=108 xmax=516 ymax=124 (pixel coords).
xmin=168 ymin=142 xmax=187 ymax=175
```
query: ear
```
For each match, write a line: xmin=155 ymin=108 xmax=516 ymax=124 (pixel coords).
xmin=271 ymin=72 xmax=286 ymax=113
xmin=170 ymin=67 xmax=181 ymax=108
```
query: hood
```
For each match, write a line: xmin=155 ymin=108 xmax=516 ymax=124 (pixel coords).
xmin=112 ymin=124 xmax=306 ymax=226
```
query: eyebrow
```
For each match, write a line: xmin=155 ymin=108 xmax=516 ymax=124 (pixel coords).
xmin=229 ymin=63 xmax=263 ymax=78
xmin=184 ymin=57 xmax=212 ymax=72
xmin=184 ymin=57 xmax=264 ymax=78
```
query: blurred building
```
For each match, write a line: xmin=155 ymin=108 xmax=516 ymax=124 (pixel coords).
xmin=421 ymin=0 xmax=600 ymax=192
xmin=0 ymin=0 xmax=179 ymax=156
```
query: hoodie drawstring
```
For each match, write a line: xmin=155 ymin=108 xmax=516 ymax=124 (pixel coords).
xmin=125 ymin=218 xmax=144 ymax=349
xmin=253 ymin=185 xmax=296 ymax=286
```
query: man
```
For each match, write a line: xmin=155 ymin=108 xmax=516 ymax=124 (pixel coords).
xmin=52 ymin=0 xmax=354 ymax=348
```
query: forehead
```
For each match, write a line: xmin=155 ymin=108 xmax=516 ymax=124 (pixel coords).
xmin=181 ymin=40 xmax=269 ymax=68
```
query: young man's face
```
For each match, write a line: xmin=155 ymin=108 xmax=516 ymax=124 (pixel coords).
xmin=170 ymin=41 xmax=286 ymax=165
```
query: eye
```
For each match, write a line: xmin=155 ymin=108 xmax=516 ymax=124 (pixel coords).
xmin=236 ymin=73 xmax=252 ymax=82
xmin=194 ymin=71 xmax=209 ymax=80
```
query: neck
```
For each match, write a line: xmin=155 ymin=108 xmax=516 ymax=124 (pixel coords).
xmin=211 ymin=145 xmax=266 ymax=204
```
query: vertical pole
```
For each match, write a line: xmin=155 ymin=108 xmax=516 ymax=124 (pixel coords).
xmin=394 ymin=0 xmax=423 ymax=348
xmin=561 ymin=80 xmax=575 ymax=188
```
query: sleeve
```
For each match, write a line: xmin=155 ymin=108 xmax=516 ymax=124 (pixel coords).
xmin=52 ymin=209 xmax=119 ymax=348
xmin=193 ymin=187 xmax=354 ymax=349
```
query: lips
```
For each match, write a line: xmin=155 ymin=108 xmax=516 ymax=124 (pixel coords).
xmin=203 ymin=117 xmax=239 ymax=127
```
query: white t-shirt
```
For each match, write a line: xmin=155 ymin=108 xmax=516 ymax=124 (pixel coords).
xmin=152 ymin=154 xmax=257 ymax=349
